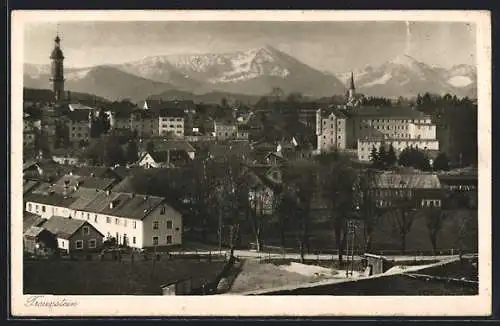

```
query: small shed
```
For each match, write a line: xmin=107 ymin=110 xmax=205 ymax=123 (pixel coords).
xmin=23 ymin=226 xmax=57 ymax=255
xmin=363 ymin=253 xmax=392 ymax=276
xmin=161 ymin=278 xmax=193 ymax=296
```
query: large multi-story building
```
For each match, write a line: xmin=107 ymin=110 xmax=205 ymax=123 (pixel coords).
xmin=67 ymin=110 xmax=91 ymax=143
xmin=159 ymin=108 xmax=184 ymax=138
xmin=130 ymin=110 xmax=159 ymax=138
xmin=354 ymin=106 xmax=439 ymax=162
xmin=214 ymin=118 xmax=238 ymax=141
xmin=112 ymin=107 xmax=185 ymax=139
xmin=315 ymin=107 xmax=349 ymax=152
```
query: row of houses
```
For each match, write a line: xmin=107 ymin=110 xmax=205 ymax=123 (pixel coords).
xmin=23 ymin=169 xmax=183 ymax=254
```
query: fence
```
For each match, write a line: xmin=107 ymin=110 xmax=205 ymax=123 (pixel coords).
xmin=241 ymin=245 xmax=475 ymax=263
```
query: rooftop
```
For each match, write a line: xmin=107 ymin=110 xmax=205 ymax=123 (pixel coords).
xmin=82 ymin=191 xmax=168 ymax=220
xmin=353 ymin=106 xmax=427 ymax=119
xmin=40 ymin=216 xmax=101 ymax=240
xmin=24 ymin=192 xmax=79 ymax=208
xmin=23 ymin=212 xmax=45 ymax=233
xmin=372 ymin=173 xmax=442 ymax=189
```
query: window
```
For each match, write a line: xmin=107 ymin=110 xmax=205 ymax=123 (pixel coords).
xmin=106 ymin=216 xmax=111 ymax=223
xmin=124 ymin=219 xmax=127 ymax=227
xmin=94 ymin=215 xmax=98 ymax=223
xmin=28 ymin=203 xmax=32 ymax=211
xmin=166 ymin=236 xmax=173 ymax=244
xmin=87 ymin=213 xmax=90 ymax=220
xmin=160 ymin=206 xmax=166 ymax=214
xmin=132 ymin=236 xmax=136 ymax=244
xmin=88 ymin=239 xmax=96 ymax=249
xmin=153 ymin=221 xmax=159 ymax=230
xmin=115 ymin=218 xmax=119 ymax=225
xmin=133 ymin=221 xmax=137 ymax=229
xmin=42 ymin=206 xmax=46 ymax=212
xmin=152 ymin=237 xmax=159 ymax=245
xmin=75 ymin=240 xmax=83 ymax=250
xmin=167 ymin=221 xmax=173 ymax=229
xmin=82 ymin=226 xmax=89 ymax=235
xmin=35 ymin=205 xmax=39 ymax=211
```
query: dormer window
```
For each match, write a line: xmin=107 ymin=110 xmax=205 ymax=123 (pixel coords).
xmin=160 ymin=206 xmax=166 ymax=214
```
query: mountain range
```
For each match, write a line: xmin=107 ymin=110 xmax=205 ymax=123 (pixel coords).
xmin=23 ymin=45 xmax=477 ymax=103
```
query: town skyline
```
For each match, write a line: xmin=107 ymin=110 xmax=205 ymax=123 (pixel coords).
xmin=23 ymin=21 xmax=476 ymax=72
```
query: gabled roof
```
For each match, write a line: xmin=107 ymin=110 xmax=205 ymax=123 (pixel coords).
xmin=69 ymin=166 xmax=117 ymax=179
xmin=110 ymin=194 xmax=165 ymax=220
xmin=23 ymin=226 xmax=47 ymax=238
xmin=68 ymin=103 xmax=96 ymax=111
xmin=82 ymin=191 xmax=167 ymax=220
xmin=40 ymin=216 xmax=103 ymax=240
xmin=23 ymin=180 xmax=40 ymax=195
xmin=24 ymin=192 xmax=79 ymax=207
xmin=79 ymin=177 xmax=117 ymax=190
xmin=68 ymin=188 xmax=102 ymax=211
xmin=353 ymin=106 xmax=427 ymax=119
xmin=159 ymin=108 xmax=185 ymax=118
xmin=23 ymin=160 xmax=38 ymax=171
xmin=82 ymin=191 xmax=122 ymax=215
xmin=131 ymin=109 xmax=159 ymax=119
xmin=142 ymin=151 xmax=171 ymax=164
xmin=320 ymin=107 xmax=348 ymax=119
xmin=372 ymin=173 xmax=441 ymax=189
xmin=214 ymin=118 xmax=236 ymax=126
xmin=68 ymin=109 xmax=91 ymax=122
xmin=23 ymin=212 xmax=45 ymax=233
xmin=150 ymin=139 xmax=196 ymax=152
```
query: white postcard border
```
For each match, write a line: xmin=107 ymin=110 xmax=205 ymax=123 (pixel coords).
xmin=10 ymin=10 xmax=492 ymax=317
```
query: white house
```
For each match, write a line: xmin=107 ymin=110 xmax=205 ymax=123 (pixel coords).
xmin=25 ymin=189 xmax=183 ymax=249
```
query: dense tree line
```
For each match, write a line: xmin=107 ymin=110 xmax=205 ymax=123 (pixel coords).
xmin=416 ymin=92 xmax=477 ymax=166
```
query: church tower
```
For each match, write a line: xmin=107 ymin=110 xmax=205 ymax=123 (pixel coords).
xmin=347 ymin=72 xmax=356 ymax=102
xmin=49 ymin=34 xmax=65 ymax=102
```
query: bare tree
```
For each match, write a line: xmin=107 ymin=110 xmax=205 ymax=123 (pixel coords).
xmin=282 ymin=160 xmax=317 ymax=262
xmin=320 ymin=158 xmax=358 ymax=263
xmin=424 ymin=207 xmax=448 ymax=254
xmin=388 ymin=181 xmax=418 ymax=253
xmin=358 ymin=169 xmax=385 ymax=252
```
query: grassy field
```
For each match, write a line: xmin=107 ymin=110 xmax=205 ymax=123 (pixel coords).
xmin=24 ymin=257 xmax=226 ymax=295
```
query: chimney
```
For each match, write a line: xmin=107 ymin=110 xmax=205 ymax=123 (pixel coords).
xmin=106 ymin=190 xmax=111 ymax=196
xmin=109 ymin=201 xmax=114 ymax=209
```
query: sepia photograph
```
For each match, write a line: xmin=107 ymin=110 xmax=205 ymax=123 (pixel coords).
xmin=11 ymin=10 xmax=491 ymax=317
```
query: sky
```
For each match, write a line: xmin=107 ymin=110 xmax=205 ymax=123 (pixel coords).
xmin=23 ymin=21 xmax=476 ymax=72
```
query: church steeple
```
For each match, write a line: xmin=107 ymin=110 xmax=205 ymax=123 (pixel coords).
xmin=346 ymin=72 xmax=356 ymax=105
xmin=50 ymin=30 xmax=65 ymax=102
xmin=348 ymin=72 xmax=355 ymax=92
